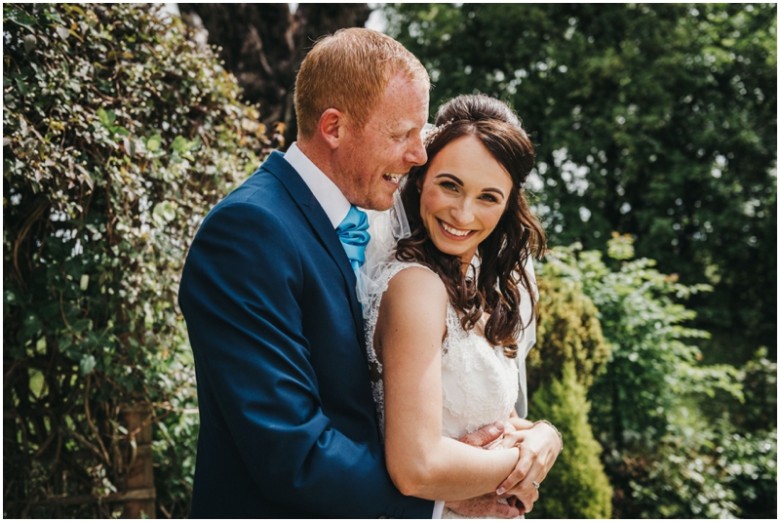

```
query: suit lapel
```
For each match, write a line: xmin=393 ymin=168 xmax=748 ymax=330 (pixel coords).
xmin=261 ymin=152 xmax=366 ymax=345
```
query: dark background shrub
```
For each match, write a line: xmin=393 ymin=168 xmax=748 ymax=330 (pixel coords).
xmin=3 ymin=3 xmax=270 ymax=516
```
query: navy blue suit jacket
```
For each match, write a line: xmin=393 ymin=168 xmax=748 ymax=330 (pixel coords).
xmin=178 ymin=151 xmax=434 ymax=518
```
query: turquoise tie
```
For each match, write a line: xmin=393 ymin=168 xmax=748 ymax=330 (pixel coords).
xmin=336 ymin=206 xmax=370 ymax=272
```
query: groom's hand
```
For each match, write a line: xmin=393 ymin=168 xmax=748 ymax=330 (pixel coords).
xmin=457 ymin=421 xmax=506 ymax=448
xmin=446 ymin=493 xmax=523 ymax=518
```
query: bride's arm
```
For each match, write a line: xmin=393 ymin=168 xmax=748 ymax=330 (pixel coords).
xmin=377 ymin=266 xmax=520 ymax=501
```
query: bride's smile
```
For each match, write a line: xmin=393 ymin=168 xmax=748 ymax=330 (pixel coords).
xmin=419 ymin=134 xmax=512 ymax=268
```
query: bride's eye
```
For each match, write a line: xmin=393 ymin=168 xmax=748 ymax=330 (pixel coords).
xmin=439 ymin=181 xmax=459 ymax=192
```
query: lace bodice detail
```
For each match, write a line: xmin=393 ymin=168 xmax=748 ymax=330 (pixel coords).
xmin=363 ymin=259 xmax=519 ymax=440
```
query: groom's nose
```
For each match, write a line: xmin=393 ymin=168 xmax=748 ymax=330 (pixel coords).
xmin=404 ymin=132 xmax=427 ymax=166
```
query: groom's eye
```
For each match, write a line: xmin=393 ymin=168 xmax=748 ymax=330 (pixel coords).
xmin=394 ymin=129 xmax=415 ymax=140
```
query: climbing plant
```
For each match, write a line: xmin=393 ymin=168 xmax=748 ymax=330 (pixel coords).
xmin=3 ymin=3 xmax=271 ymax=516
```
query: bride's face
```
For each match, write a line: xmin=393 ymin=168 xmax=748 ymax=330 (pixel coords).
xmin=419 ymin=135 xmax=512 ymax=268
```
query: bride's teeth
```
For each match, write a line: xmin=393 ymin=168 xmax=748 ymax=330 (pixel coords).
xmin=441 ymin=222 xmax=470 ymax=237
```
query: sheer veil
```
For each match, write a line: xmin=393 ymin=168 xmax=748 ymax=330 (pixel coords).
xmin=357 ymin=189 xmax=411 ymax=309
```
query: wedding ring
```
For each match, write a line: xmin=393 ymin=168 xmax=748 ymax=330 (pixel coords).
xmin=532 ymin=480 xmax=540 ymax=489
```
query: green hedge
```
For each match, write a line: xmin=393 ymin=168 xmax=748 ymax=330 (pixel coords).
xmin=528 ymin=249 xmax=611 ymax=394
xmin=3 ymin=3 xmax=270 ymax=517
xmin=528 ymin=362 xmax=613 ymax=519
xmin=525 ymin=247 xmax=612 ymax=518
xmin=556 ymin=235 xmax=773 ymax=518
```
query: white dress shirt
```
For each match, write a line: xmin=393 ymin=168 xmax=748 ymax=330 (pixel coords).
xmin=283 ymin=142 xmax=351 ymax=228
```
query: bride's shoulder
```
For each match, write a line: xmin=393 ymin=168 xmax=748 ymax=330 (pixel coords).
xmin=385 ymin=262 xmax=447 ymax=302
xmin=379 ymin=264 xmax=448 ymax=331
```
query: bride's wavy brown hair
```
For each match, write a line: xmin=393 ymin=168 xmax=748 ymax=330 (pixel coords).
xmin=396 ymin=94 xmax=546 ymax=358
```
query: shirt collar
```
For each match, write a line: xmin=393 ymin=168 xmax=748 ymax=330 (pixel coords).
xmin=283 ymin=142 xmax=351 ymax=229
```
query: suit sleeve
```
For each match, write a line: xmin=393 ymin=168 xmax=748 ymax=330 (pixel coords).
xmin=179 ymin=201 xmax=433 ymax=517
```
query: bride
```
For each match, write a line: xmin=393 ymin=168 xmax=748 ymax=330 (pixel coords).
xmin=360 ymin=94 xmax=562 ymax=518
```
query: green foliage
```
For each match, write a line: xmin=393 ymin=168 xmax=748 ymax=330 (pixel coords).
xmin=151 ymin=349 xmax=200 ymax=518
xmin=720 ymin=428 xmax=777 ymax=519
xmin=527 ymin=248 xmax=610 ymax=393
xmin=385 ymin=2 xmax=777 ymax=364
xmin=733 ymin=347 xmax=777 ymax=432
xmin=3 ymin=3 xmax=270 ymax=516
xmin=611 ymin=420 xmax=776 ymax=518
xmin=527 ymin=362 xmax=613 ymax=519
xmin=574 ymin=234 xmax=720 ymax=445
xmin=570 ymin=234 xmax=773 ymax=518
xmin=620 ymin=422 xmax=740 ymax=518
xmin=528 ymin=235 xmax=775 ymax=517
xmin=388 ymin=4 xmax=777 ymax=513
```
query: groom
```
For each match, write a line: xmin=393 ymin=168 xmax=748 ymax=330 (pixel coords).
xmin=179 ymin=28 xmax=524 ymax=517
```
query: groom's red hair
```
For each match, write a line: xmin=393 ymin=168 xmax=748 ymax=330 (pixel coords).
xmin=294 ymin=28 xmax=429 ymax=139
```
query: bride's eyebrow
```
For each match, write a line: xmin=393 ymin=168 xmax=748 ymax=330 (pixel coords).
xmin=482 ymin=187 xmax=506 ymax=199
xmin=434 ymin=173 xmax=506 ymax=198
xmin=434 ymin=173 xmax=463 ymax=185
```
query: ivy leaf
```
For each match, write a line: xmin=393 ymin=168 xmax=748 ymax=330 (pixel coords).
xmin=171 ymin=135 xmax=193 ymax=153
xmin=22 ymin=34 xmax=37 ymax=53
xmin=96 ymin=107 xmax=116 ymax=130
xmin=13 ymin=75 xmax=28 ymax=96
xmin=29 ymin=369 xmax=46 ymax=399
xmin=5 ymin=8 xmax=38 ymax=31
xmin=55 ymin=26 xmax=70 ymax=41
xmin=152 ymin=201 xmax=177 ymax=225
xmin=70 ymin=318 xmax=93 ymax=335
xmin=146 ymin=133 xmax=162 ymax=153
xmin=20 ymin=313 xmax=42 ymax=343
xmin=79 ymin=354 xmax=96 ymax=375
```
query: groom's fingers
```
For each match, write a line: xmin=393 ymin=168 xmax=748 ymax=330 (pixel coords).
xmin=457 ymin=421 xmax=505 ymax=448
xmin=494 ymin=427 xmax=525 ymax=449
xmin=508 ymin=416 xmax=534 ymax=430
xmin=502 ymin=479 xmax=540 ymax=515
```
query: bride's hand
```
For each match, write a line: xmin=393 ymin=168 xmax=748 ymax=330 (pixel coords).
xmin=494 ymin=419 xmax=562 ymax=504
xmin=454 ymin=418 xmax=560 ymax=516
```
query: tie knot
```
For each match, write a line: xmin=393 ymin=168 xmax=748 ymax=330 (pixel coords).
xmin=337 ymin=206 xmax=370 ymax=271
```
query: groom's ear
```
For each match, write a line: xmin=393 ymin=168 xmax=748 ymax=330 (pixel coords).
xmin=318 ymin=108 xmax=347 ymax=150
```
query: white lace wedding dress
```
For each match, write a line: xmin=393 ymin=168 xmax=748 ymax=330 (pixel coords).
xmin=363 ymin=259 xmax=521 ymax=438
xmin=359 ymin=208 xmax=537 ymax=519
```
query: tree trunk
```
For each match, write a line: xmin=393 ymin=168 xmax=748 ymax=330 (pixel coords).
xmin=178 ymin=3 xmax=371 ymax=148
xmin=118 ymin=403 xmax=155 ymax=518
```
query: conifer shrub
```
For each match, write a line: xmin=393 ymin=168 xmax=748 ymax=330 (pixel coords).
xmin=523 ymin=247 xmax=612 ymax=517
xmin=552 ymin=235 xmax=761 ymax=518
xmin=527 ymin=247 xmax=611 ymax=395
xmin=527 ymin=362 xmax=613 ymax=519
